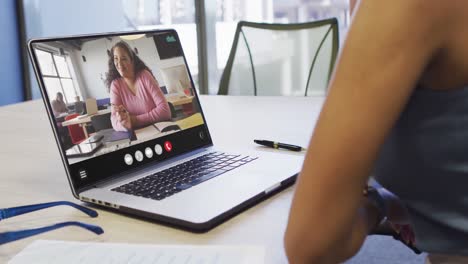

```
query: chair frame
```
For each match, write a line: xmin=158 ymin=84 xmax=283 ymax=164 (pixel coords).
xmin=218 ymin=18 xmax=340 ymax=96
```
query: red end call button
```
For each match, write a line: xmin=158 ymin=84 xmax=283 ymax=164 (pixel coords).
xmin=164 ymin=141 xmax=172 ymax=152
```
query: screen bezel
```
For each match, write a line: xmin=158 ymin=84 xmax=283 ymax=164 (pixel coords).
xmin=27 ymin=29 xmax=214 ymax=196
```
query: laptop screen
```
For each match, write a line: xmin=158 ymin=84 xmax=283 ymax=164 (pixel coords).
xmin=29 ymin=30 xmax=212 ymax=191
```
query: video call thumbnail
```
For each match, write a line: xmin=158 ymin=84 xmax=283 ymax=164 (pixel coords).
xmin=32 ymin=32 xmax=204 ymax=165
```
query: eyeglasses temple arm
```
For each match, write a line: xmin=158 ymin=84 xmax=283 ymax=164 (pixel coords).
xmin=0 ymin=221 xmax=104 ymax=245
xmin=0 ymin=201 xmax=98 ymax=221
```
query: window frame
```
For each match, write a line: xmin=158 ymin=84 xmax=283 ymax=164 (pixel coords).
xmin=36 ymin=48 xmax=78 ymax=104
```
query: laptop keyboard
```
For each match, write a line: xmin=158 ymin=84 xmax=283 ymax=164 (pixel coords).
xmin=111 ymin=152 xmax=257 ymax=201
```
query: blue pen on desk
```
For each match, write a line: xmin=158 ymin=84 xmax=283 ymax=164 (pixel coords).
xmin=254 ymin=139 xmax=306 ymax=152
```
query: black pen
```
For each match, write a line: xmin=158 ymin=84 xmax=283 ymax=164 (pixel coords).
xmin=254 ymin=140 xmax=306 ymax=152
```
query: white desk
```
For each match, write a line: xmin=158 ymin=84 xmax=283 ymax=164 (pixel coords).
xmin=61 ymin=109 xmax=112 ymax=127
xmin=0 ymin=95 xmax=324 ymax=263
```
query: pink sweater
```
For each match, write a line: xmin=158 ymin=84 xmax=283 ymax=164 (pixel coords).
xmin=110 ymin=70 xmax=171 ymax=131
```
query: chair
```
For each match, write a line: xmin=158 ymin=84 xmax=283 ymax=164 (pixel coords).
xmin=218 ymin=18 xmax=339 ymax=96
xmin=160 ymin=85 xmax=168 ymax=95
xmin=65 ymin=114 xmax=86 ymax=145
xmin=168 ymin=102 xmax=177 ymax=119
xmin=91 ymin=112 xmax=112 ymax=132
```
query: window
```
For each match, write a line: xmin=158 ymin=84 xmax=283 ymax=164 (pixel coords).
xmin=36 ymin=49 xmax=80 ymax=104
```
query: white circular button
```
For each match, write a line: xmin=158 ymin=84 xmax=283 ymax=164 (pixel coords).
xmin=154 ymin=144 xmax=163 ymax=155
xmin=145 ymin=147 xmax=153 ymax=158
xmin=124 ymin=154 xmax=133 ymax=165
xmin=135 ymin=150 xmax=144 ymax=162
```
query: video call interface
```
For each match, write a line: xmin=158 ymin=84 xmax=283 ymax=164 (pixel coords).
xmin=32 ymin=32 xmax=206 ymax=168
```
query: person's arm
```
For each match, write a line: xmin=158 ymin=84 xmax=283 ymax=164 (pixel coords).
xmin=133 ymin=71 xmax=171 ymax=127
xmin=284 ymin=1 xmax=456 ymax=263
xmin=51 ymin=100 xmax=59 ymax=116
xmin=58 ymin=101 xmax=68 ymax=113
xmin=110 ymin=81 xmax=129 ymax=132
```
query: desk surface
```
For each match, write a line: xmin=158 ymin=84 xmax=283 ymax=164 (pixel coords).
xmin=62 ymin=108 xmax=112 ymax=126
xmin=0 ymin=95 xmax=324 ymax=263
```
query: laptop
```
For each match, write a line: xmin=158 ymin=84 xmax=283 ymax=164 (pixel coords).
xmin=28 ymin=29 xmax=304 ymax=232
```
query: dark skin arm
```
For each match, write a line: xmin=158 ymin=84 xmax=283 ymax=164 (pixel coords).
xmin=284 ymin=1 xmax=460 ymax=263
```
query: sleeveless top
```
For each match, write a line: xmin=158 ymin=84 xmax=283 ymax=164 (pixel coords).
xmin=374 ymin=86 xmax=468 ymax=255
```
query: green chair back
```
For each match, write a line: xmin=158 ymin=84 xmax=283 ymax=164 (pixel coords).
xmin=218 ymin=18 xmax=339 ymax=96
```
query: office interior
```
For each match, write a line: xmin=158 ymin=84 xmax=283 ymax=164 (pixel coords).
xmin=1 ymin=1 xmax=430 ymax=263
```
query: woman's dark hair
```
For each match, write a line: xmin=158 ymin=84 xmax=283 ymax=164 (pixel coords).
xmin=105 ymin=40 xmax=154 ymax=90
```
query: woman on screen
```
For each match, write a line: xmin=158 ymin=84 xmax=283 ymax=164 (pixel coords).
xmin=105 ymin=40 xmax=171 ymax=132
xmin=284 ymin=0 xmax=468 ymax=263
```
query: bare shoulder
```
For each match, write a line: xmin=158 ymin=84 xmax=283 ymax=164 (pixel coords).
xmin=358 ymin=0 xmax=465 ymax=15
xmin=344 ymin=0 xmax=468 ymax=64
xmin=402 ymin=0 xmax=467 ymax=25
xmin=355 ymin=0 xmax=466 ymax=40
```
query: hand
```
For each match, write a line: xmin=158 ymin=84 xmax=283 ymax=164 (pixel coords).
xmin=377 ymin=188 xmax=410 ymax=225
xmin=120 ymin=112 xmax=133 ymax=131
xmin=377 ymin=188 xmax=416 ymax=246
xmin=113 ymin=105 xmax=133 ymax=130
xmin=112 ymin=104 xmax=126 ymax=114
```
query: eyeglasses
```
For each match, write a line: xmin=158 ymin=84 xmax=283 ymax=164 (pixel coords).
xmin=0 ymin=201 xmax=104 ymax=245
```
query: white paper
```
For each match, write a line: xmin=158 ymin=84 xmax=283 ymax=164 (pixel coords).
xmin=9 ymin=240 xmax=265 ymax=264
xmin=134 ymin=125 xmax=160 ymax=141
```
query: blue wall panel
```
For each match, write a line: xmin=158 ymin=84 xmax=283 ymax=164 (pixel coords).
xmin=0 ymin=0 xmax=24 ymax=106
